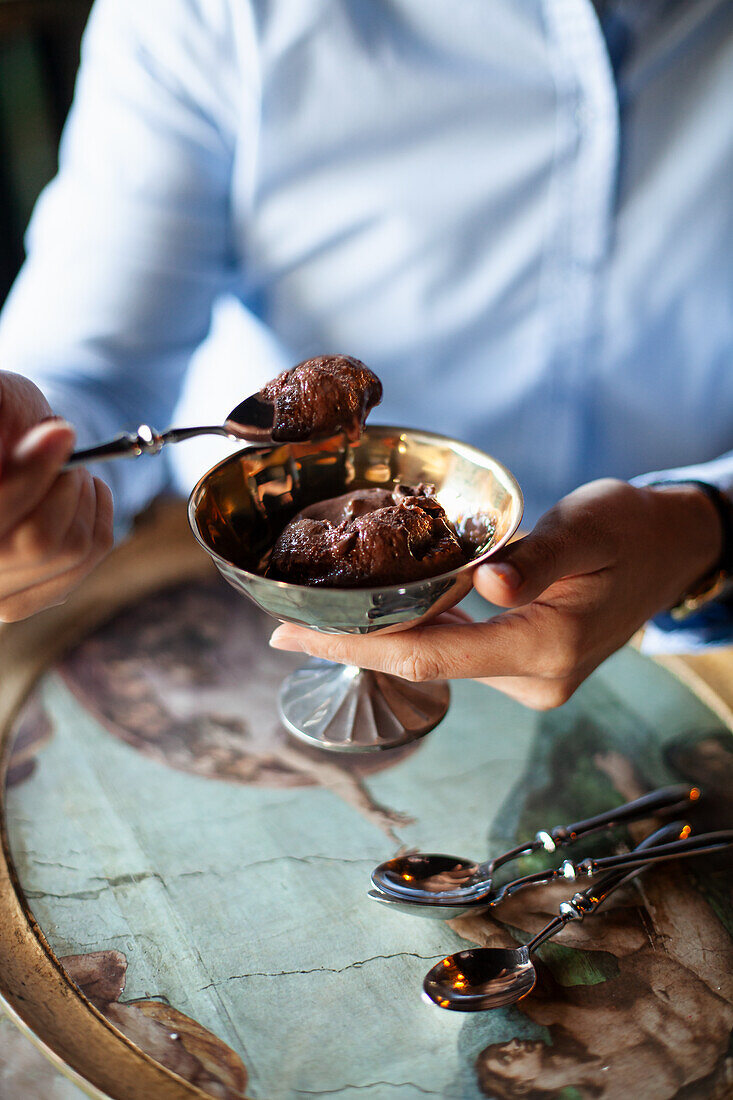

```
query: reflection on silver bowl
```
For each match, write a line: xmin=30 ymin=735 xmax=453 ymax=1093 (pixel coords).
xmin=188 ymin=426 xmax=523 ymax=752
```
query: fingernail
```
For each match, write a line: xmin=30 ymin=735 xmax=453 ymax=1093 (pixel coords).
xmin=269 ymin=627 xmax=304 ymax=652
xmin=480 ymin=562 xmax=522 ymax=589
xmin=12 ymin=420 xmax=73 ymax=464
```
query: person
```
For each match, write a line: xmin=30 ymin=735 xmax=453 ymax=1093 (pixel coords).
xmin=0 ymin=0 xmax=731 ymax=709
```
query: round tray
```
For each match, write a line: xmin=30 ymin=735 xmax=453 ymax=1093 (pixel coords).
xmin=1 ymin=503 xmax=732 ymax=1100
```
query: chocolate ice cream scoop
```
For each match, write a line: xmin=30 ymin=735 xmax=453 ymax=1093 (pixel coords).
xmin=259 ymin=355 xmax=383 ymax=443
xmin=266 ymin=484 xmax=467 ymax=587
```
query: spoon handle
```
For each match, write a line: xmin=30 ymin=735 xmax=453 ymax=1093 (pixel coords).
xmin=65 ymin=424 xmax=234 ymax=468
xmin=526 ymin=821 xmax=688 ymax=953
xmin=491 ymin=784 xmax=699 ymax=876
xmin=65 ymin=425 xmax=163 ymax=468
xmin=577 ymin=828 xmax=733 ymax=874
xmin=462 ymin=825 xmax=733 ymax=907
xmin=544 ymin=783 xmax=700 ymax=849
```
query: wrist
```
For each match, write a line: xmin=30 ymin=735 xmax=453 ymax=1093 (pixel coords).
xmin=643 ymin=482 xmax=727 ymax=612
xmin=638 ymin=481 xmax=726 ymax=616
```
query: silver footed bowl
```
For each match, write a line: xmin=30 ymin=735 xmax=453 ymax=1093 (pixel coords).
xmin=188 ymin=425 xmax=523 ymax=752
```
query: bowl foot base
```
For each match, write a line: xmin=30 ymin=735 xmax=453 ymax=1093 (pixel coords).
xmin=278 ymin=658 xmax=449 ymax=752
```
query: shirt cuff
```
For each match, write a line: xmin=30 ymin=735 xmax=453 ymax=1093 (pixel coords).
xmin=640 ymin=601 xmax=733 ymax=654
xmin=630 ymin=452 xmax=733 ymax=502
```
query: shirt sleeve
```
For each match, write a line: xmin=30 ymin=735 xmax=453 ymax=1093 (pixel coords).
xmin=0 ymin=0 xmax=249 ymax=522
xmin=630 ymin=450 xmax=733 ymax=653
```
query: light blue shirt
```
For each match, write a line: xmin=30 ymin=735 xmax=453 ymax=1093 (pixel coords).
xmin=0 ymin=0 xmax=731 ymax=646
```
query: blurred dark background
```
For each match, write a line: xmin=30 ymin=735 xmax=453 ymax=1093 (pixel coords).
xmin=0 ymin=0 xmax=91 ymax=305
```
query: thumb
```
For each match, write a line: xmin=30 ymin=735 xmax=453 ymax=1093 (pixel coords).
xmin=0 ymin=370 xmax=55 ymax=448
xmin=475 ymin=500 xmax=612 ymax=607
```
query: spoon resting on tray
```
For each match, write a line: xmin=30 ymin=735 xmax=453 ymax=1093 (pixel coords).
xmin=64 ymin=355 xmax=382 ymax=468
xmin=421 ymin=822 xmax=733 ymax=1011
xmin=369 ymin=819 xmax=730 ymax=919
xmin=371 ymin=783 xmax=699 ymax=906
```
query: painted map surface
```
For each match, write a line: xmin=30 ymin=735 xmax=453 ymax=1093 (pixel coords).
xmin=5 ymin=579 xmax=733 ymax=1099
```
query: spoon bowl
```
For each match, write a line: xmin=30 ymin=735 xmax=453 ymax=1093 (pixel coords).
xmin=423 ymin=946 xmax=534 ymax=1011
xmin=224 ymin=393 xmax=276 ymax=443
xmin=374 ymin=853 xmax=484 ymax=897
xmin=368 ymin=888 xmax=479 ymax=920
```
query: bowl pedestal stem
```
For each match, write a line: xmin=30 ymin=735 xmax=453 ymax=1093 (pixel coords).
xmin=278 ymin=657 xmax=450 ymax=752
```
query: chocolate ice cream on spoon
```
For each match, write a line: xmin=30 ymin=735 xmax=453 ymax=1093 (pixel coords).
xmin=66 ymin=354 xmax=383 ymax=465
xmin=257 ymin=354 xmax=383 ymax=443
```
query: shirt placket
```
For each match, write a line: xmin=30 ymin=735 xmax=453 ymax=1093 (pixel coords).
xmin=540 ymin=0 xmax=621 ymax=492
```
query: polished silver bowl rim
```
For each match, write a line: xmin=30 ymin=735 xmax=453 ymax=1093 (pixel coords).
xmin=187 ymin=423 xmax=524 ymax=595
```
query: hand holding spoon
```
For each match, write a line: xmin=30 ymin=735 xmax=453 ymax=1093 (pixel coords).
xmin=421 ymin=823 xmax=733 ymax=1010
xmin=372 ymin=784 xmax=700 ymax=904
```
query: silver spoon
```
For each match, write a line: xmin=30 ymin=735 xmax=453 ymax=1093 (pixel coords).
xmin=368 ymin=820 xmax=723 ymax=918
xmin=371 ymin=783 xmax=700 ymax=904
xmin=64 ymin=393 xmax=276 ymax=468
xmin=421 ymin=823 xmax=733 ymax=1011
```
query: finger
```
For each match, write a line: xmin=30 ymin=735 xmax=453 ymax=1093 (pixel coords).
xmin=0 ymin=371 xmax=55 ymax=456
xmin=0 ymin=556 xmax=92 ymax=621
xmin=269 ymin=608 xmax=569 ymax=682
xmin=0 ymin=477 xmax=113 ymax=622
xmin=0 ymin=421 xmax=76 ymax=540
xmin=92 ymin=476 xmax=114 ymax=545
xmin=474 ymin=673 xmax=584 ymax=711
xmin=0 ymin=468 xmax=87 ymax=574
xmin=474 ymin=482 xmax=622 ymax=608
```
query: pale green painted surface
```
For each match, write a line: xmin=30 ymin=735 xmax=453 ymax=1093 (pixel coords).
xmin=4 ymin=595 xmax=727 ymax=1100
